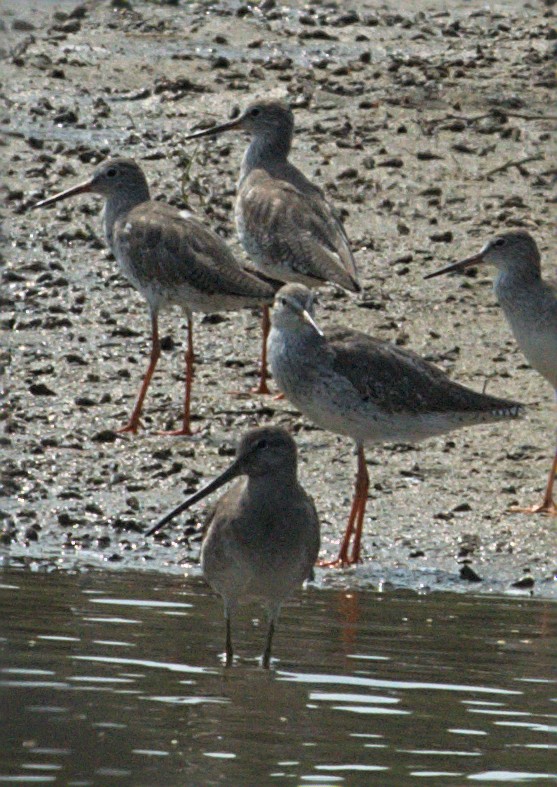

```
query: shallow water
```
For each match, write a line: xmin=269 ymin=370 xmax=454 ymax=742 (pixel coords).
xmin=1 ymin=568 xmax=555 ymax=786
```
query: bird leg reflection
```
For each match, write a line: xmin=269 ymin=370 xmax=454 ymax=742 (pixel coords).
xmin=225 ymin=615 xmax=233 ymax=667
xmin=262 ymin=619 xmax=275 ymax=669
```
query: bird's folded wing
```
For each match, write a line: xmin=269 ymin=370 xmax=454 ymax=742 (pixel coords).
xmin=328 ymin=327 xmax=521 ymax=415
xmin=122 ymin=202 xmax=274 ymax=300
xmin=239 ymin=177 xmax=359 ymax=291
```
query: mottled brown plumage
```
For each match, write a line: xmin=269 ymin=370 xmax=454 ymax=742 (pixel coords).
xmin=236 ymin=165 xmax=358 ymax=291
xmin=114 ymin=201 xmax=274 ymax=307
xmin=32 ymin=158 xmax=275 ymax=434
xmin=329 ymin=327 xmax=520 ymax=418
xmin=186 ymin=99 xmax=360 ymax=392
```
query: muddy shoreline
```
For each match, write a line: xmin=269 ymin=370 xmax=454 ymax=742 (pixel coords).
xmin=1 ymin=0 xmax=556 ymax=597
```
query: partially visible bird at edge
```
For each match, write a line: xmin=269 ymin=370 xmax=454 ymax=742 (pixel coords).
xmin=425 ymin=230 xmax=557 ymax=515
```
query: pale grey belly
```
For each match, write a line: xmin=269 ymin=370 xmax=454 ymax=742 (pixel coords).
xmin=510 ymin=321 xmax=557 ymax=390
xmin=269 ymin=337 xmax=500 ymax=445
xmin=281 ymin=378 xmax=470 ymax=444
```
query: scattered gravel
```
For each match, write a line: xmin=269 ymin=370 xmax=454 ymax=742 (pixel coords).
xmin=1 ymin=0 xmax=556 ymax=597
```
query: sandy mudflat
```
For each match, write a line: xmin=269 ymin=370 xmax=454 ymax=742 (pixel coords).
xmin=1 ymin=0 xmax=556 ymax=596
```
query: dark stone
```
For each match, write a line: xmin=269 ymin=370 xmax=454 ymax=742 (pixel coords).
xmin=29 ymin=383 xmax=56 ymax=396
xmin=92 ymin=430 xmax=118 ymax=443
xmin=459 ymin=564 xmax=483 ymax=582
xmin=511 ymin=576 xmax=535 ymax=589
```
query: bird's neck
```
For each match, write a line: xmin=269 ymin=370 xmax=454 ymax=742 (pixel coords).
xmin=240 ymin=133 xmax=291 ymax=181
xmin=273 ymin=319 xmax=322 ymax=345
xmin=247 ymin=470 xmax=298 ymax=499
xmin=494 ymin=263 xmax=542 ymax=306
xmin=103 ymin=184 xmax=150 ymax=248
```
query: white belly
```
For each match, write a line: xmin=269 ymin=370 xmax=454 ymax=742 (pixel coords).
xmin=268 ymin=330 xmax=475 ymax=445
xmin=507 ymin=316 xmax=557 ymax=390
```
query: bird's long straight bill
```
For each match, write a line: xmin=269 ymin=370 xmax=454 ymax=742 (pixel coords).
xmin=146 ymin=460 xmax=241 ymax=537
xmin=424 ymin=253 xmax=485 ymax=280
xmin=184 ymin=117 xmax=242 ymax=140
xmin=303 ymin=309 xmax=324 ymax=337
xmin=31 ymin=179 xmax=94 ymax=210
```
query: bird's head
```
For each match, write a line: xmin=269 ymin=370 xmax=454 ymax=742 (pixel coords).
xmin=271 ymin=283 xmax=323 ymax=335
xmin=31 ymin=157 xmax=149 ymax=208
xmin=185 ymin=99 xmax=294 ymax=143
xmin=425 ymin=230 xmax=541 ymax=281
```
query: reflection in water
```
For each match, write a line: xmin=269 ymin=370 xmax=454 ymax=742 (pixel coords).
xmin=0 ymin=568 xmax=555 ymax=785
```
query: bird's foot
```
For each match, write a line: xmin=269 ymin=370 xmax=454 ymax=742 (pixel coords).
xmin=509 ymin=499 xmax=557 ymax=516
xmin=116 ymin=420 xmax=141 ymax=435
xmin=272 ymin=392 xmax=285 ymax=401
xmin=318 ymin=555 xmax=359 ymax=569
xmin=156 ymin=425 xmax=198 ymax=437
xmin=226 ymin=383 xmax=275 ymax=397
xmin=318 ymin=558 xmax=346 ymax=568
xmin=226 ymin=388 xmax=250 ymax=398
xmin=251 ymin=381 xmax=272 ymax=395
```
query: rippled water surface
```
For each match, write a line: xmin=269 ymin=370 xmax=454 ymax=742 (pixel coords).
xmin=1 ymin=568 xmax=555 ymax=785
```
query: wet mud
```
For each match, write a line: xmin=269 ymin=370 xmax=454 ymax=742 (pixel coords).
xmin=1 ymin=0 xmax=556 ymax=596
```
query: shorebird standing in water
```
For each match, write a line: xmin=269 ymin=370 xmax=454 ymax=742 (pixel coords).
xmin=32 ymin=158 xmax=274 ymax=436
xmin=147 ymin=426 xmax=320 ymax=668
xmin=425 ymin=230 xmax=557 ymax=514
xmin=268 ymin=283 xmax=524 ymax=566
xmin=185 ymin=99 xmax=361 ymax=394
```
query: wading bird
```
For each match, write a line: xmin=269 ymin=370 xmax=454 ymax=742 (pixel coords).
xmin=32 ymin=158 xmax=275 ymax=435
xmin=185 ymin=99 xmax=360 ymax=393
xmin=147 ymin=426 xmax=320 ymax=667
xmin=425 ymin=230 xmax=556 ymax=514
xmin=268 ymin=283 xmax=523 ymax=565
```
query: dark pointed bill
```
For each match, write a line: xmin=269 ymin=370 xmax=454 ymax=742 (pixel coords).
xmin=146 ymin=459 xmax=241 ymax=537
xmin=184 ymin=116 xmax=243 ymax=141
xmin=31 ymin=179 xmax=94 ymax=210
xmin=424 ymin=253 xmax=485 ymax=280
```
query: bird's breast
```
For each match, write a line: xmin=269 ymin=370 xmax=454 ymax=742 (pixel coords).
xmin=496 ymin=280 xmax=557 ymax=388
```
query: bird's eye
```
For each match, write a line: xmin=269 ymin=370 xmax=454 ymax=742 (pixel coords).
xmin=255 ymin=438 xmax=268 ymax=450
xmin=106 ymin=167 xmax=117 ymax=178
xmin=250 ymin=108 xmax=260 ymax=117
xmin=280 ymin=297 xmax=287 ymax=305
xmin=493 ymin=238 xmax=505 ymax=248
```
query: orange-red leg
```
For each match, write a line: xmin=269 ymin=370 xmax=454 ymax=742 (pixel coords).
xmin=510 ymin=447 xmax=557 ymax=515
xmin=320 ymin=443 xmax=369 ymax=567
xmin=252 ymin=306 xmax=271 ymax=395
xmin=319 ymin=482 xmax=361 ymax=567
xmin=159 ymin=316 xmax=195 ymax=437
xmin=511 ymin=393 xmax=557 ymax=514
xmin=117 ymin=312 xmax=160 ymax=434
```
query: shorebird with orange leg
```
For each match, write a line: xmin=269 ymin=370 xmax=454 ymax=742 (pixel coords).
xmin=147 ymin=426 xmax=320 ymax=668
xmin=425 ymin=230 xmax=557 ymax=514
xmin=32 ymin=158 xmax=275 ymax=436
xmin=185 ymin=99 xmax=361 ymax=394
xmin=268 ymin=284 xmax=524 ymax=566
